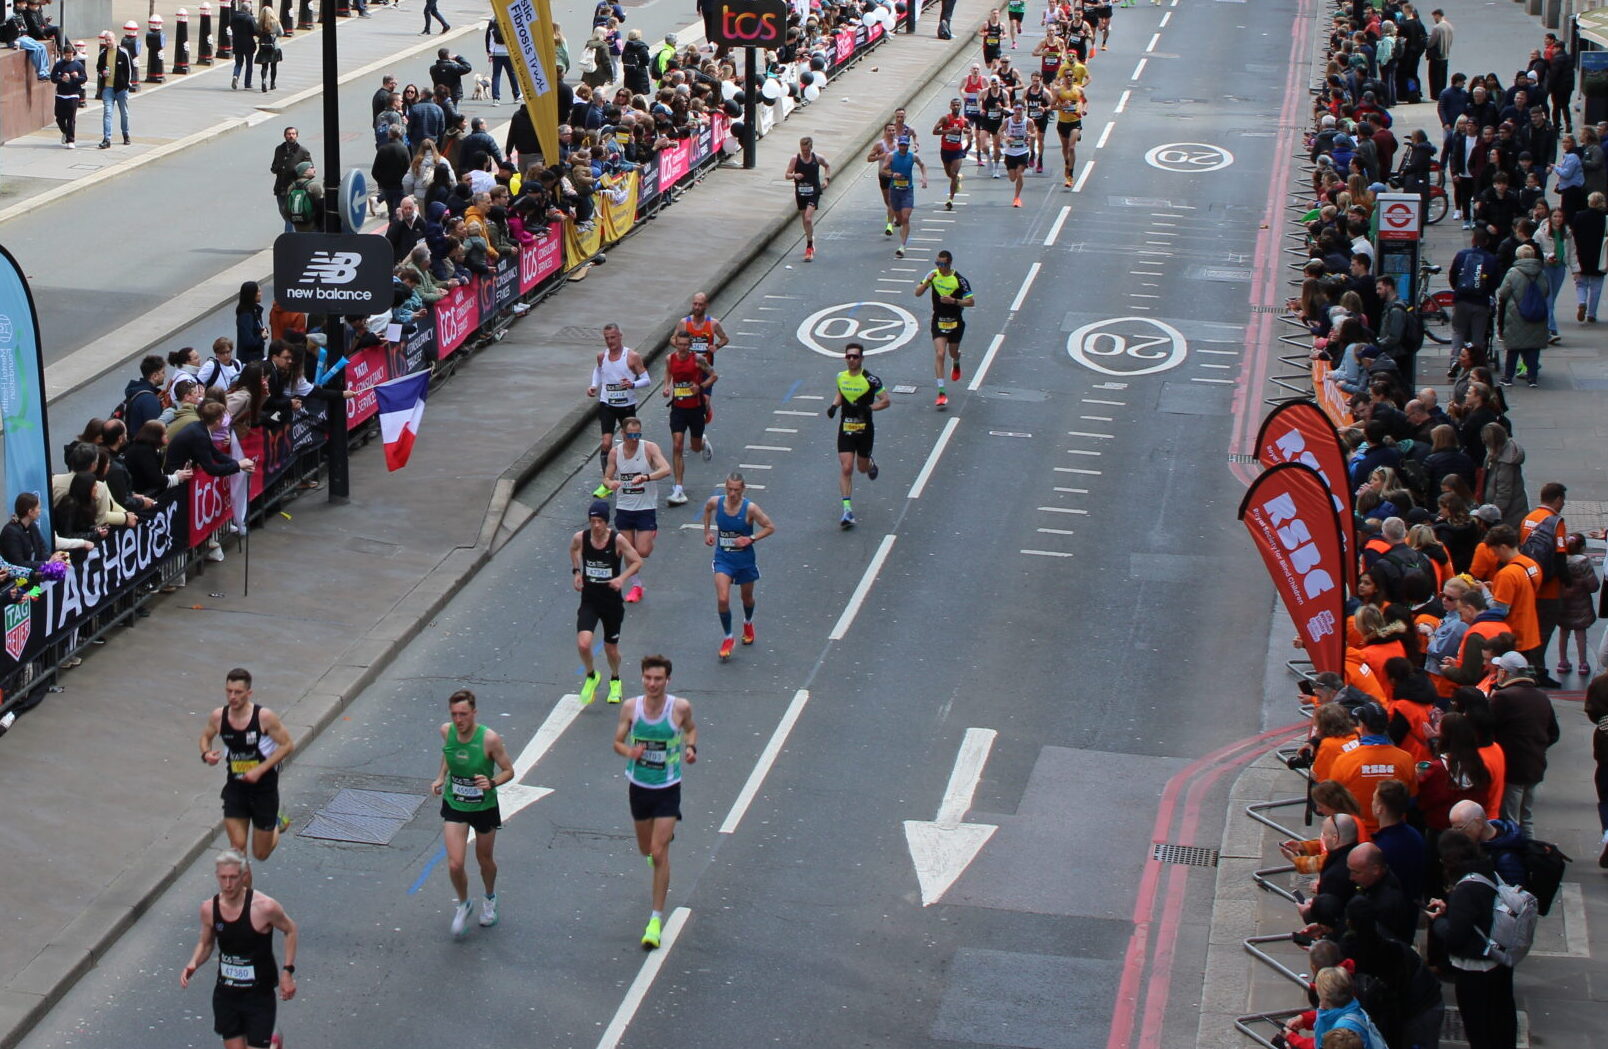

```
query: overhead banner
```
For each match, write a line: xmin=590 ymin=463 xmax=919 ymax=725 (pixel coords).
xmin=0 ymin=245 xmax=54 ymax=543
xmin=1254 ymin=399 xmax=1358 ymax=591
xmin=491 ymin=0 xmax=561 ymax=169
xmin=1238 ymin=462 xmax=1347 ymax=677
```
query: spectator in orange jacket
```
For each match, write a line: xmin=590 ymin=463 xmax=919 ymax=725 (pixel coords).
xmin=1330 ymin=702 xmax=1418 ymax=836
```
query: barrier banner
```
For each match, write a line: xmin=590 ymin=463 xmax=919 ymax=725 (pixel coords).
xmin=599 ymin=174 xmax=640 ymax=242
xmin=832 ymin=28 xmax=854 ymax=66
xmin=490 ymin=252 xmax=523 ymax=313
xmin=345 ymin=344 xmax=390 ymax=428
xmin=1311 ymin=359 xmax=1355 ymax=428
xmin=1255 ymin=399 xmax=1358 ymax=591
xmin=189 ymin=470 xmax=233 ymax=546
xmin=519 ymin=224 xmax=565 ymax=293
xmin=637 ymin=159 xmax=662 ymax=208
xmin=435 ymin=284 xmax=481 ymax=359
xmin=565 ymin=216 xmax=605 ymax=269
xmin=1238 ymin=462 xmax=1347 ymax=676
xmin=658 ymin=137 xmax=693 ymax=193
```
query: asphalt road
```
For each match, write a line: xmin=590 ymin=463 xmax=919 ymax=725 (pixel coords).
xmin=17 ymin=3 xmax=1295 ymax=1047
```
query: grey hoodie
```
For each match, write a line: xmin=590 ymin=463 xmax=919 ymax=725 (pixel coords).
xmin=1497 ymin=256 xmax=1549 ymax=350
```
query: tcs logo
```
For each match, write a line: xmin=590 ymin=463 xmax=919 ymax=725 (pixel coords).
xmin=705 ymin=0 xmax=787 ymax=47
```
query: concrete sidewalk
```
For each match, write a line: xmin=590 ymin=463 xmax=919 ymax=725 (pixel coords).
xmin=0 ymin=5 xmax=993 ymax=1047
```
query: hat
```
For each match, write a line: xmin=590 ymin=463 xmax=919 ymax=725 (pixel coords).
xmin=1358 ymin=343 xmax=1383 ymax=360
xmin=1473 ymin=503 xmax=1504 ymax=524
xmin=588 ymin=498 xmax=611 ymax=520
xmin=1333 ymin=133 xmax=1354 ymax=148
xmin=294 ymin=160 xmax=313 ymax=176
xmin=1368 ymin=181 xmax=1389 ymax=193
xmin=1352 ymin=701 xmax=1389 ymax=733
xmin=1406 ymin=507 xmax=1433 ymax=525
xmin=896 ymin=134 xmax=911 ymax=146
xmin=1526 ymin=70 xmax=1540 ymax=81
xmin=1493 ymin=651 xmax=1532 ymax=673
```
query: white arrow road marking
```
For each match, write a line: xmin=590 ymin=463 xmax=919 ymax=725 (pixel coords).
xmin=903 ymin=727 xmax=998 ymax=906
xmin=469 ymin=694 xmax=584 ymax=837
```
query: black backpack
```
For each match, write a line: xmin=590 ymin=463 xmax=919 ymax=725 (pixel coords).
xmin=1518 ymin=512 xmax=1565 ymax=585
xmin=1525 ymin=838 xmax=1570 ymax=915
xmin=1393 ymin=301 xmax=1425 ymax=355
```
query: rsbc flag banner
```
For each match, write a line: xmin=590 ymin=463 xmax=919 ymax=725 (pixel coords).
xmin=491 ymin=0 xmax=561 ymax=169
xmin=1238 ymin=462 xmax=1347 ymax=676
xmin=1254 ymin=399 xmax=1358 ymax=591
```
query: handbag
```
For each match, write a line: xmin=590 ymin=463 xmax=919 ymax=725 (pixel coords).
xmin=580 ymin=46 xmax=598 ymax=74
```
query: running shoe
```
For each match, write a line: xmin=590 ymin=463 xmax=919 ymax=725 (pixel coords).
xmin=608 ymin=678 xmax=623 ymax=704
xmin=742 ymin=622 xmax=756 ymax=645
xmin=992 ymin=168 xmax=1001 ymax=179
xmin=1012 ymin=196 xmax=1022 ymax=207
xmin=950 ymin=362 xmax=961 ymax=382
xmin=945 ymin=198 xmax=954 ymax=211
xmin=1035 ymin=160 xmax=1043 ymax=173
xmin=270 ymin=1034 xmax=283 ymax=1049
xmin=625 ymin=582 xmax=644 ymax=603
xmin=719 ymin=636 xmax=736 ymax=661
xmin=642 ymin=916 xmax=663 ymax=950
xmin=701 ymin=437 xmax=713 ymax=462
xmin=867 ymin=457 xmax=879 ymax=481
xmin=804 ymin=244 xmax=815 ymax=262
xmin=1064 ymin=175 xmax=1073 ymax=188
xmin=1528 ymin=381 xmax=1538 ymax=388
xmin=840 ymin=509 xmax=856 ymax=530
xmin=895 ymin=247 xmax=905 ymax=258
xmin=935 ymin=391 xmax=949 ymax=409
xmin=277 ymin=810 xmax=291 ymax=833
xmin=451 ymin=899 xmax=473 ymax=938
xmin=479 ymin=895 xmax=499 ymax=927
xmin=884 ymin=222 xmax=894 ymax=236
xmin=593 ymin=482 xmax=611 ymax=498
xmin=1580 ymin=663 xmax=1592 ymax=675
xmin=580 ymin=671 xmax=602 ymax=705
xmin=667 ymin=485 xmax=688 ymax=506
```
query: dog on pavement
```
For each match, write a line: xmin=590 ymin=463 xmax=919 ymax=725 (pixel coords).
xmin=470 ymin=74 xmax=492 ymax=101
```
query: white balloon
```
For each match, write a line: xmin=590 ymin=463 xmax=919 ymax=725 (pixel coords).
xmin=722 ymin=134 xmax=740 ymax=157
xmin=815 ymin=70 xmax=828 ymax=87
xmin=803 ymin=83 xmax=821 ymax=102
xmin=721 ymin=80 xmax=738 ymax=101
xmin=877 ymin=8 xmax=897 ymax=28
xmin=861 ymin=10 xmax=878 ymax=25
xmin=760 ymin=79 xmax=782 ymax=100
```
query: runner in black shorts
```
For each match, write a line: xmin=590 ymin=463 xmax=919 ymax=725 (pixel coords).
xmin=663 ymin=328 xmax=717 ymax=507
xmin=431 ymin=689 xmax=514 ymax=937
xmin=180 ymin=850 xmax=297 ymax=1049
xmin=915 ymin=251 xmax=976 ymax=409
xmin=933 ymin=98 xmax=973 ymax=210
xmin=587 ymin=323 xmax=650 ymax=485
xmin=571 ymin=498 xmax=642 ymax=705
xmin=201 ymin=669 xmax=294 ymax=872
xmin=1024 ymin=72 xmax=1051 ymax=173
xmin=1088 ymin=1 xmax=1113 ymax=51
xmin=978 ymin=78 xmax=1010 ymax=177
xmin=784 ymin=135 xmax=830 ymax=262
xmin=866 ymin=123 xmax=899 ymax=236
xmin=979 ymin=10 xmax=1006 ymax=67
xmin=828 ymin=342 xmax=890 ymax=528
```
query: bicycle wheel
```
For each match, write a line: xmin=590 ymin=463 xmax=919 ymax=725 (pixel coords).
xmin=1425 ymin=192 xmax=1448 ymax=225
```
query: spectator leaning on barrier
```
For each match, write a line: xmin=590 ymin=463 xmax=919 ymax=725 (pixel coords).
xmin=100 ymin=421 xmax=156 ymax=514
xmin=165 ymin=402 xmax=256 ymax=480
xmin=0 ymin=494 xmax=71 ymax=572
xmin=125 ymin=421 xmax=193 ymax=499
xmin=166 ymin=379 xmax=204 ymax=443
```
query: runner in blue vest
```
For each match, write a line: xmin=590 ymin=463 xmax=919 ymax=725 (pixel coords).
xmin=702 ymin=472 xmax=776 ymax=662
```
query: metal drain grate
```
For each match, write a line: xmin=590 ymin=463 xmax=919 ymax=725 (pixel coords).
xmin=1441 ymin=1007 xmax=1530 ymax=1046
xmin=1153 ymin=843 xmax=1220 ymax=867
xmin=299 ymin=788 xmax=425 ymax=846
xmin=1250 ymin=305 xmax=1285 ymax=314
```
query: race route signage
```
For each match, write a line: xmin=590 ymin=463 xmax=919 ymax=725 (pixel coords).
xmin=273 ymin=232 xmax=394 ymax=314
xmin=703 ymin=0 xmax=788 ymax=47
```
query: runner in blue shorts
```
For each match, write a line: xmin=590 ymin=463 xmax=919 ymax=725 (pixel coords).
xmin=879 ymin=135 xmax=927 ymax=258
xmin=702 ymin=472 xmax=775 ymax=662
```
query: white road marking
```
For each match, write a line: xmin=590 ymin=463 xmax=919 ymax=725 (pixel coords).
xmin=908 ymin=418 xmax=961 ymax=499
xmin=1039 ymin=506 xmax=1090 ymax=514
xmin=745 ymin=444 xmax=792 ymax=451
xmin=1066 ymin=449 xmax=1102 ymax=456
xmin=1131 ymin=293 xmax=1162 ymax=298
xmin=1136 ymin=249 xmax=1171 ymax=256
xmin=1130 ymin=270 xmax=1163 ymax=277
xmin=903 ymin=728 xmax=999 ymax=906
xmin=1010 ymin=264 xmax=1041 ymax=312
xmin=828 ymin=534 xmax=898 ymax=640
xmin=1038 ymin=527 xmax=1077 ymax=535
xmin=774 ymin=409 xmax=817 ymax=416
xmin=1081 ymin=415 xmax=1114 ymax=421
xmin=737 ymin=463 xmax=774 ymax=469
xmin=512 ymin=695 xmax=585 ymax=780
xmin=1097 ymin=121 xmax=1115 ymax=149
xmin=1053 ymin=487 xmax=1090 ymax=494
xmin=1043 ymin=205 xmax=1071 ymax=246
xmin=1021 ymin=549 xmax=1075 ymax=558
xmin=1115 ymin=89 xmax=1131 ymax=113
xmin=1531 ymin=883 xmax=1589 ymax=957
xmin=1066 ymin=430 xmax=1115 ymax=439
xmin=1160 ymin=10 xmax=1172 ymax=25
xmin=891 ymin=266 xmax=920 ymax=272
xmin=967 ymin=333 xmax=1007 ymax=392
xmin=765 ymin=427 xmax=799 ymax=433
xmin=1199 ymin=348 xmax=1239 ymax=355
xmin=1201 ymin=363 xmax=1232 ymax=369
xmin=763 ymin=294 xmax=796 ymax=299
xmin=719 ymin=689 xmax=811 ymax=835
xmin=877 ymin=278 xmax=916 ymax=283
xmin=678 ymin=523 xmax=703 ymax=530
xmin=911 ymin=236 xmax=945 ymax=242
xmin=594 ymin=907 xmax=692 ymax=1049
xmin=1073 ymin=163 xmax=1095 ymax=192
xmin=1132 ymin=58 xmax=1147 ymax=79
xmin=1191 ymin=377 xmax=1234 ymax=384
xmin=1082 ymin=398 xmax=1126 ymax=405
xmin=1146 ymin=231 xmax=1178 ymax=237
xmin=1056 ymin=467 xmax=1102 ymax=474
xmin=755 ymin=306 xmax=781 ymax=311
xmin=792 ymin=394 xmax=826 ymax=399
xmin=1146 ymin=32 xmax=1160 ymax=51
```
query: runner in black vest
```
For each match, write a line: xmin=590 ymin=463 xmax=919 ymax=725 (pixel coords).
xmin=200 ymin=669 xmax=295 ymax=872
xmin=181 ymin=850 xmax=298 ymax=1049
xmin=572 ymin=499 xmax=643 ymax=705
xmin=785 ymin=136 xmax=830 ymax=263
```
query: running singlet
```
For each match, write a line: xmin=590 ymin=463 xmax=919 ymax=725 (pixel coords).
xmin=214 ymin=889 xmax=276 ymax=993
xmin=981 ymin=90 xmax=1008 ymax=122
xmin=982 ymin=21 xmax=1004 ymax=48
xmin=835 ymin=370 xmax=884 ymax=433
xmin=1008 ymin=0 xmax=1026 ymax=13
xmin=793 ymin=153 xmax=822 ymax=201
xmin=1040 ymin=48 xmax=1064 ymax=79
xmin=1024 ymin=86 xmax=1049 ymax=121
xmin=1002 ymin=117 xmax=1031 ymax=155
xmin=937 ymin=115 xmax=969 ymax=150
xmin=615 ymin=439 xmax=657 ymax=511
xmin=597 ymin=351 xmax=638 ymax=407
xmin=1056 ymin=84 xmax=1084 ymax=122
xmin=582 ymin=527 xmax=622 ymax=594
xmin=887 ymin=151 xmax=916 ymax=191
xmin=714 ymin=498 xmax=757 ymax=570
xmin=926 ymin=270 xmax=972 ymax=333
xmin=625 ymin=698 xmax=683 ymax=788
xmin=961 ymin=74 xmax=986 ymax=117
xmin=682 ymin=316 xmax=717 ymax=361
xmin=220 ymin=705 xmax=279 ymax=788
xmin=667 ymin=353 xmax=704 ymax=408
xmin=442 ymin=723 xmax=498 ymax=812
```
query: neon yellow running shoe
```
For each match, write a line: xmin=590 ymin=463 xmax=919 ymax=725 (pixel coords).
xmin=593 ymin=482 xmax=611 ymax=498
xmin=579 ymin=671 xmax=601 ymax=705
xmin=642 ymin=915 xmax=663 ymax=950
xmin=607 ymin=677 xmax=623 ymax=704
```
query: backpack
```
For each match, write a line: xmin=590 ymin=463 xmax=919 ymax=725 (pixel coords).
xmin=1523 ymin=838 xmax=1571 ymax=916
xmin=285 ymin=183 xmax=314 ymax=225
xmin=1516 ymin=271 xmax=1549 ymax=323
xmin=1396 ymin=302 xmax=1425 ymax=355
xmin=1518 ymin=512 xmax=1565 ymax=584
xmin=1462 ymin=872 xmax=1539 ymax=966
xmin=110 ymin=386 xmax=156 ymax=423
xmin=1395 ymin=457 xmax=1433 ymax=506
xmin=1334 ymin=1009 xmax=1390 ymax=1049
xmin=1454 ymin=252 xmax=1489 ymax=298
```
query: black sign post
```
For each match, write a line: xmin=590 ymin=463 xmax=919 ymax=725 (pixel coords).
xmin=321 ymin=0 xmax=350 ymax=501
xmin=703 ymin=0 xmax=787 ymax=172
xmin=743 ymin=47 xmax=758 ymax=170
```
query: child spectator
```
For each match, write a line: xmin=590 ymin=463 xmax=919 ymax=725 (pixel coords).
xmin=1557 ymin=532 xmax=1599 ymax=675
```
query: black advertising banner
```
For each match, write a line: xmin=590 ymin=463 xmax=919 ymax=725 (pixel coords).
xmin=272 ymin=232 xmax=395 ymax=314
xmin=702 ymin=0 xmax=787 ymax=48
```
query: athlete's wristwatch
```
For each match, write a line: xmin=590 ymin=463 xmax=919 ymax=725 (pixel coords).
xmin=282 ymin=965 xmax=295 ymax=975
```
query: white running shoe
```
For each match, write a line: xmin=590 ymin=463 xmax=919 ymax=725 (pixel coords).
xmin=479 ymin=895 xmax=499 ymax=927
xmin=667 ymin=485 xmax=688 ymax=506
xmin=701 ymin=437 xmax=713 ymax=462
xmin=451 ymin=898 xmax=473 ymax=937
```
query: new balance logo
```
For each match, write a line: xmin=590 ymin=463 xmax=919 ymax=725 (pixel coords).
xmin=300 ymin=251 xmax=362 ymax=285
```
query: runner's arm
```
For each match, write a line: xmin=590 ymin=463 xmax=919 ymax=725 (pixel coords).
xmin=570 ymin=532 xmax=585 ymax=588
xmin=628 ymin=351 xmax=652 ymax=386
xmin=251 ymin=709 xmax=296 ymax=779
xmin=483 ymin=730 xmax=515 ymax=788
xmin=954 ymin=275 xmax=976 ymax=309
xmin=870 ymin=387 xmax=891 ymax=412
xmin=645 ymin=441 xmax=673 ymax=481
xmin=710 ymin=319 xmax=730 ymax=352
xmin=602 ymin=445 xmax=621 ymax=488
xmin=587 ymin=351 xmax=603 ymax=397
xmin=616 ymin=533 xmax=643 ymax=583
xmin=679 ymin=699 xmax=697 ymax=762
xmin=698 ymin=356 xmax=719 ymax=387
xmin=613 ymin=699 xmax=643 ymax=759
xmin=784 ymin=154 xmax=798 ymax=181
xmin=200 ymin=709 xmax=222 ymax=764
xmin=701 ymin=497 xmax=718 ymax=546
xmin=180 ymin=899 xmax=217 ymax=987
xmin=747 ymin=503 xmax=776 ymax=543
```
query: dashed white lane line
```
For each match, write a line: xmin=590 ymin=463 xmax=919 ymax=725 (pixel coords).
xmin=1131 ymin=293 xmax=1162 ymax=299
xmin=1146 ymin=32 xmax=1160 ymax=52
xmin=877 ymin=277 xmax=916 ymax=284
xmin=1201 ymin=363 xmax=1233 ymax=369
xmin=1130 ymin=270 xmax=1163 ymax=277
xmin=1010 ymin=264 xmax=1041 ymax=312
xmin=737 ymin=463 xmax=773 ymax=469
xmin=828 ymin=534 xmax=898 ymax=640
xmin=1159 ymin=10 xmax=1172 ymax=26
xmin=1115 ymin=89 xmax=1131 ymax=113
xmin=1081 ymin=415 xmax=1113 ymax=422
xmin=792 ymin=394 xmax=827 ymax=399
xmin=1199 ymin=348 xmax=1239 ymax=355
xmin=1039 ymin=506 xmax=1090 ymax=515
xmin=774 ymin=409 xmax=817 ymax=416
xmin=1097 ymin=121 xmax=1115 ymax=149
xmin=1056 ymin=467 xmax=1102 ymax=474
xmin=1082 ymin=398 xmax=1126 ymax=406
xmin=595 ymin=907 xmax=692 ymax=1049
xmin=1038 ymin=527 xmax=1076 ymax=535
xmin=765 ymin=427 xmax=799 ymax=434
xmin=1132 ymin=58 xmax=1147 ymax=79
xmin=719 ymin=689 xmax=811 ymax=835
xmin=1044 ymin=205 xmax=1071 ymax=246
xmin=679 ymin=523 xmax=703 ymax=530
xmin=1054 ymin=487 xmax=1090 ymax=494
xmin=746 ymin=444 xmax=792 ymax=451
xmin=1073 ymin=162 xmax=1095 ymax=193
xmin=1067 ymin=430 xmax=1115 ymax=439
xmin=1191 ymin=377 xmax=1234 ymax=384
xmin=908 ymin=417 xmax=961 ymax=500
xmin=968 ymin=333 xmax=1007 ymax=392
xmin=1021 ymin=549 xmax=1075 ymax=558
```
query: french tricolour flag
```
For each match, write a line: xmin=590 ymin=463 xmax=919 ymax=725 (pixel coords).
xmin=374 ymin=371 xmax=431 ymax=471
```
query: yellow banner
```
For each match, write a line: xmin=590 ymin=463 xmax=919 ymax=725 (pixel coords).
xmin=599 ymin=173 xmax=640 ymax=242
xmin=565 ymin=216 xmax=604 ymax=269
xmin=489 ymin=0 xmax=561 ymax=169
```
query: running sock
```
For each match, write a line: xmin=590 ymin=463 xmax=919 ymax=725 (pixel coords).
xmin=652 ymin=910 xmax=665 ymax=923
xmin=842 ymin=498 xmax=852 ymax=511
xmin=743 ymin=603 xmax=755 ymax=623
xmin=937 ymin=378 xmax=946 ymax=391
xmin=719 ymin=610 xmax=733 ymax=636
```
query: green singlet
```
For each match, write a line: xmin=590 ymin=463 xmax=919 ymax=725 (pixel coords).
xmin=443 ymin=724 xmax=497 ymax=812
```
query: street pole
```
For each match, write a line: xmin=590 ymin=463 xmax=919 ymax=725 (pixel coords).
xmin=322 ymin=0 xmax=349 ymax=501
xmin=742 ymin=45 xmax=757 ymax=170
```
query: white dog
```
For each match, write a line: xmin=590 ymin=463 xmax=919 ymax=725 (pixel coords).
xmin=470 ymin=74 xmax=493 ymax=101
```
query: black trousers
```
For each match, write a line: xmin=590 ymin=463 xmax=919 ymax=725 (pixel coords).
xmin=54 ymin=95 xmax=78 ymax=142
xmin=1452 ymin=964 xmax=1516 ymax=1049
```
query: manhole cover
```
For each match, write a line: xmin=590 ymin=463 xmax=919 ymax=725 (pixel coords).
xmin=552 ymin=325 xmax=607 ymax=342
xmin=1152 ymin=842 xmax=1219 ymax=867
xmin=345 ymin=536 xmax=401 ymax=558
xmin=325 ymin=788 xmax=425 ymax=821
xmin=298 ymin=788 xmax=424 ymax=846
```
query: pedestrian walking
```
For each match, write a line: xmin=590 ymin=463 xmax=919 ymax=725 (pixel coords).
xmin=270 ymin=126 xmax=310 ymax=230
xmin=1424 ymin=8 xmax=1452 ymax=101
xmin=1541 ymin=206 xmax=1571 ymax=343
xmin=421 ymin=0 xmax=450 ymax=35
xmin=95 ymin=29 xmax=133 ymax=149
xmin=1569 ymin=191 xmax=1608 ymax=323
xmin=486 ymin=21 xmax=517 ymax=105
xmin=231 ymin=1 xmax=258 ymax=90
xmin=255 ymin=5 xmax=281 ymax=92
xmin=1496 ymin=245 xmax=1549 ymax=386
xmin=49 ymin=43 xmax=88 ymax=149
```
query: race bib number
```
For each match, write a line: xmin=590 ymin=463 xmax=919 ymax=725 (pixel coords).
xmin=450 ymin=776 xmax=483 ymax=801
xmin=718 ymin=531 xmax=743 ymax=550
xmin=963 ymin=97 xmax=980 ymax=115
xmin=228 ymin=755 xmax=260 ymax=776
xmin=673 ymin=382 xmax=695 ymax=399
xmin=690 ymin=339 xmax=710 ymax=355
xmin=944 ymin=131 xmax=963 ymax=146
xmin=938 ymin=317 xmax=959 ymax=331
xmin=621 ymin=478 xmax=645 ymax=495
xmin=797 ymin=183 xmax=815 ymax=196
xmin=893 ymin=176 xmax=911 ymax=189
xmin=842 ymin=419 xmax=867 ymax=433
xmin=605 ymin=381 xmax=631 ymax=405
xmin=220 ymin=956 xmax=255 ymax=985
xmin=638 ymin=740 xmax=668 ymax=766
xmin=584 ymin=562 xmax=612 ymax=580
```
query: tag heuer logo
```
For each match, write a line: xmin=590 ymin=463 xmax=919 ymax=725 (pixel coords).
xmin=300 ymin=251 xmax=362 ymax=285
xmin=5 ymin=601 xmax=31 ymax=662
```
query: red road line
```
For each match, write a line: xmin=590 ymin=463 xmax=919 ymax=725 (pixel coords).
xmin=1230 ymin=0 xmax=1318 ymax=488
xmin=1103 ymin=721 xmax=1306 ymax=1049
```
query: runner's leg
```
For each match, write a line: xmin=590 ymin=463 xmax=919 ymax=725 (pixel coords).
xmin=715 ymin=572 xmax=734 ymax=639
xmin=670 ymin=431 xmax=686 ymax=490
xmin=444 ymin=821 xmax=471 ymax=902
xmin=838 ymin=450 xmax=855 ymax=502
xmin=649 ymin=816 xmax=676 ymax=912
xmin=473 ymin=828 xmax=498 ymax=897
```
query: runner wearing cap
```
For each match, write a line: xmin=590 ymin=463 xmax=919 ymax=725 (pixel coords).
xmin=571 ymin=499 xmax=643 ymax=705
xmin=879 ymin=135 xmax=927 ymax=258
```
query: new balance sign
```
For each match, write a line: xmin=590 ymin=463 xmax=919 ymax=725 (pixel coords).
xmin=273 ymin=233 xmax=393 ymax=312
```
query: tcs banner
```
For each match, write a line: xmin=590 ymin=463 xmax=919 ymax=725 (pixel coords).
xmin=1254 ymin=399 xmax=1358 ymax=590
xmin=1238 ymin=462 xmax=1347 ymax=677
xmin=703 ymin=0 xmax=788 ymax=47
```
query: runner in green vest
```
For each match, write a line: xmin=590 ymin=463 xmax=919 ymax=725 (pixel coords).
xmin=431 ymin=689 xmax=514 ymax=938
xmin=1006 ymin=0 xmax=1027 ymax=49
xmin=612 ymin=653 xmax=698 ymax=950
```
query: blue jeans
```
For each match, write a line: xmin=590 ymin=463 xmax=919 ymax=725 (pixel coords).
xmin=1544 ymin=263 xmax=1568 ymax=333
xmin=1576 ymin=273 xmax=1604 ymax=319
xmin=233 ymin=50 xmax=254 ymax=86
xmin=423 ymin=0 xmax=449 ymax=30
xmin=491 ymin=55 xmax=517 ymax=99
xmin=100 ymin=87 xmax=129 ymax=141
xmin=18 ymin=36 xmax=50 ymax=78
xmin=1502 ymin=345 xmax=1540 ymax=383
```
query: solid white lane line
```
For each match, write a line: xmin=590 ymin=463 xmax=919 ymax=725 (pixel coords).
xmin=1115 ymin=89 xmax=1131 ymax=113
xmin=1039 ymin=506 xmax=1089 ymax=515
xmin=1146 ymin=32 xmax=1160 ymax=52
xmin=1073 ymin=162 xmax=1095 ymax=193
xmin=512 ymin=695 xmax=586 ymax=780
xmin=828 ymin=534 xmax=898 ymax=640
xmin=720 ymin=689 xmax=811 ymax=834
xmin=1010 ymin=264 xmax=1041 ymax=312
xmin=745 ymin=444 xmax=792 ymax=451
xmin=765 ymin=427 xmax=799 ymax=433
xmin=908 ymin=417 xmax=961 ymax=499
xmin=1021 ymin=549 xmax=1075 ymax=558
xmin=1131 ymin=58 xmax=1147 ymax=79
xmin=595 ymin=907 xmax=692 ymax=1049
xmin=737 ymin=463 xmax=774 ymax=469
xmin=1082 ymin=398 xmax=1126 ymax=405
xmin=1043 ymin=205 xmax=1071 ymax=246
xmin=1038 ymin=527 xmax=1076 ymax=535
xmin=1159 ymin=10 xmax=1172 ymax=26
xmin=1081 ymin=415 xmax=1114 ymax=421
xmin=967 ymin=333 xmax=1007 ymax=392
xmin=1097 ymin=121 xmax=1115 ymax=149
xmin=1066 ymin=430 xmax=1115 ymax=439
xmin=1056 ymin=467 xmax=1102 ymax=474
